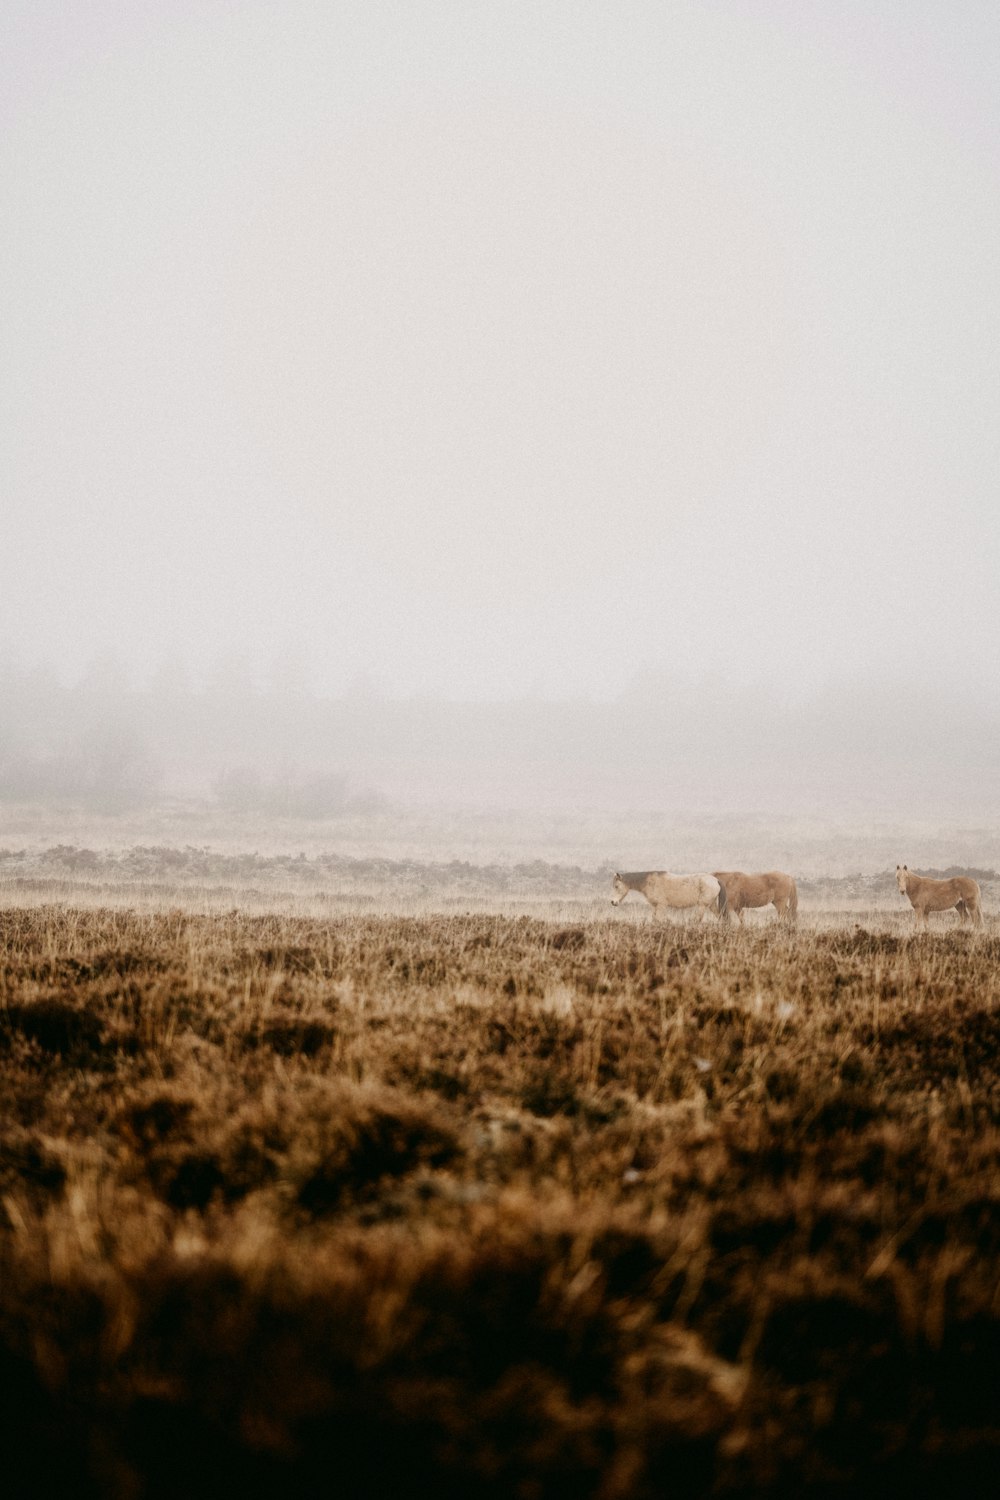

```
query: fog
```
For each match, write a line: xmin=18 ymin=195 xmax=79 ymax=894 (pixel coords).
xmin=2 ymin=659 xmax=998 ymax=827
xmin=3 ymin=3 xmax=999 ymax=837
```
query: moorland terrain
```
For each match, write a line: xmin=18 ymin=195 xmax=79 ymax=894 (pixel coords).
xmin=1 ymin=855 xmax=999 ymax=1497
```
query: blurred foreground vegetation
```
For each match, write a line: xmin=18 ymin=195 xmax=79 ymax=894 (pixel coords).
xmin=1 ymin=907 xmax=999 ymax=1497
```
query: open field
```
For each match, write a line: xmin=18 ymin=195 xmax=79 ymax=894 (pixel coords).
xmin=2 ymin=897 xmax=999 ymax=1498
xmin=4 ymin=797 xmax=1000 ymax=879
xmin=2 ymin=841 xmax=998 ymax=922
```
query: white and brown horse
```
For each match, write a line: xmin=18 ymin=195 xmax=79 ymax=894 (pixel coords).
xmin=713 ymin=871 xmax=798 ymax=923
xmin=896 ymin=865 xmax=983 ymax=929
xmin=611 ymin=871 xmax=727 ymax=921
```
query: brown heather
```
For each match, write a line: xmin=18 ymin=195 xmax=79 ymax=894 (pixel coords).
xmin=1 ymin=905 xmax=999 ymax=1497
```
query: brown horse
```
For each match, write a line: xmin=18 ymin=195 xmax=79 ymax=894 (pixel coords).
xmin=713 ymin=871 xmax=798 ymax=924
xmin=896 ymin=865 xmax=983 ymax=929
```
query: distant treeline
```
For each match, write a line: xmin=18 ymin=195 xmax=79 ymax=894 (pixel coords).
xmin=1 ymin=659 xmax=998 ymax=815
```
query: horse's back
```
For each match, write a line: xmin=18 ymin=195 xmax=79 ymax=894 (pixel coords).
xmin=922 ymin=874 xmax=979 ymax=907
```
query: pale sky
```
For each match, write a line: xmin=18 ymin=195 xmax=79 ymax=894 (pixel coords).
xmin=3 ymin=1 xmax=999 ymax=700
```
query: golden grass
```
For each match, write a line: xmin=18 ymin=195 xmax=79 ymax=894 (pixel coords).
xmin=2 ymin=906 xmax=999 ymax=1497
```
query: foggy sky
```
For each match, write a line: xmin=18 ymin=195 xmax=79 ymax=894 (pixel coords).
xmin=4 ymin=2 xmax=999 ymax=703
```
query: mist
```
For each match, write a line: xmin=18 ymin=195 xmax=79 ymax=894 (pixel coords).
xmin=3 ymin=3 xmax=999 ymax=840
xmin=2 ymin=658 xmax=997 ymax=828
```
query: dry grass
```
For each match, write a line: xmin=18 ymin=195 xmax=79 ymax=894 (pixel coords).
xmin=2 ymin=905 xmax=999 ymax=1497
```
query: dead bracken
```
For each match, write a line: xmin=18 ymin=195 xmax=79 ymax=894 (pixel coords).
xmin=0 ymin=906 xmax=998 ymax=1497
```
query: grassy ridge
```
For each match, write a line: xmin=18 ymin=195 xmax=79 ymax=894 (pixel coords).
xmin=2 ymin=907 xmax=999 ymax=1497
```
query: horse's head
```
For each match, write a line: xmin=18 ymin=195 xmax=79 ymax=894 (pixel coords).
xmin=895 ymin=864 xmax=908 ymax=894
xmin=611 ymin=873 xmax=628 ymax=905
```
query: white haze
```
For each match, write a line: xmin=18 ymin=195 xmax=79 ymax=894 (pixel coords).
xmin=3 ymin=3 xmax=999 ymax=731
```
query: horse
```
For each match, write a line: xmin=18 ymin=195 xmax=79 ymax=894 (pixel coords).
xmin=896 ymin=865 xmax=983 ymax=929
xmin=611 ymin=871 xmax=727 ymax=921
xmin=713 ymin=870 xmax=798 ymax=923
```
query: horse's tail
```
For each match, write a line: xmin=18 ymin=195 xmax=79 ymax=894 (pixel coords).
xmin=717 ymin=880 xmax=728 ymax=919
xmin=788 ymin=880 xmax=798 ymax=920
